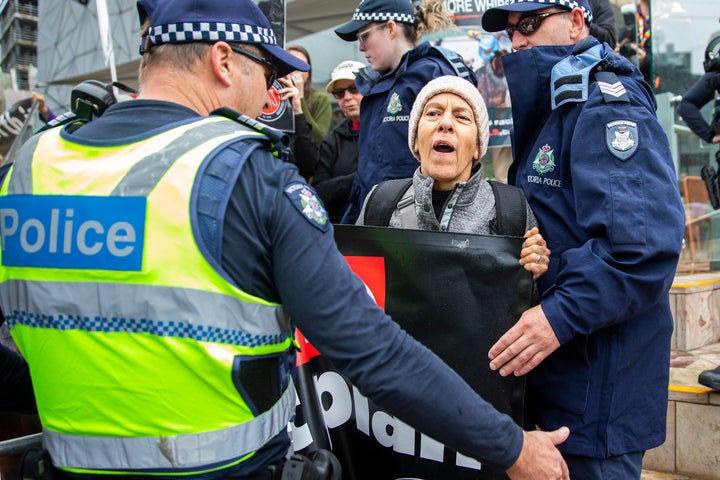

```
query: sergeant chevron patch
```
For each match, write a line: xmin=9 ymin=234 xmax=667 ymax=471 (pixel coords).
xmin=595 ymin=71 xmax=629 ymax=103
xmin=598 ymin=81 xmax=627 ymax=98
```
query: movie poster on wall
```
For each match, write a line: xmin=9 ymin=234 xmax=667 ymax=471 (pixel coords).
xmin=430 ymin=0 xmax=514 ymax=148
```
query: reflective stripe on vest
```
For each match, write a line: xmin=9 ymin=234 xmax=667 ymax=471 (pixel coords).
xmin=43 ymin=378 xmax=296 ymax=472
xmin=3 ymin=279 xmax=289 ymax=341
xmin=0 ymin=116 xmax=295 ymax=473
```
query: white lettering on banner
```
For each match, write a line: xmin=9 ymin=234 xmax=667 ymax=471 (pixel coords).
xmin=474 ymin=0 xmax=512 ymax=10
xmin=315 ymin=368 xmax=352 ymax=428
xmin=443 ymin=0 xmax=513 ymax=12
xmin=443 ymin=0 xmax=473 ymax=14
xmin=0 ymin=207 xmax=136 ymax=257
xmin=493 ymin=118 xmax=513 ymax=126
xmin=291 ymin=370 xmax=482 ymax=470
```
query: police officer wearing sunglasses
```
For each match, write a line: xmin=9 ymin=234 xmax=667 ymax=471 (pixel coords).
xmin=482 ymin=0 xmax=685 ymax=479
xmin=0 ymin=0 xmax=574 ymax=478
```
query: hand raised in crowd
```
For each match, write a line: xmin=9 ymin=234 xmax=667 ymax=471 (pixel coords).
xmin=518 ymin=227 xmax=550 ymax=281
xmin=277 ymin=74 xmax=304 ymax=115
xmin=31 ymin=92 xmax=51 ymax=122
xmin=489 ymin=303 xmax=561 ymax=377
xmin=507 ymin=427 xmax=571 ymax=480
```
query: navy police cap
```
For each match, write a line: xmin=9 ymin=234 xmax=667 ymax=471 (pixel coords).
xmin=335 ymin=0 xmax=416 ymax=42
xmin=482 ymin=0 xmax=594 ymax=34
xmin=136 ymin=0 xmax=308 ymax=77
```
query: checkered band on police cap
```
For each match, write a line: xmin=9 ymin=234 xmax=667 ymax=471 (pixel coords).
xmin=350 ymin=9 xmax=415 ymax=25
xmin=136 ymin=0 xmax=309 ymax=77
xmin=481 ymin=0 xmax=594 ymax=33
xmin=146 ymin=22 xmax=279 ymax=48
xmin=335 ymin=0 xmax=416 ymax=41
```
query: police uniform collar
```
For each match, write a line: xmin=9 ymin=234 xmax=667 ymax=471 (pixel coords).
xmin=551 ymin=39 xmax=606 ymax=109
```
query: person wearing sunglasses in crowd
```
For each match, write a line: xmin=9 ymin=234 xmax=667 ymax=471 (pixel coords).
xmin=481 ymin=0 xmax=685 ymax=479
xmin=313 ymin=60 xmax=366 ymax=223
xmin=334 ymin=0 xmax=476 ymax=224
xmin=276 ymin=66 xmax=322 ymax=181
xmin=286 ymin=46 xmax=332 ymax=145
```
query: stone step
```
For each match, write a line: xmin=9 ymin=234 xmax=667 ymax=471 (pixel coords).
xmin=641 ymin=341 xmax=720 ymax=478
xmin=670 ymin=272 xmax=720 ymax=352
xmin=641 ymin=274 xmax=720 ymax=478
xmin=642 ymin=469 xmax=708 ymax=479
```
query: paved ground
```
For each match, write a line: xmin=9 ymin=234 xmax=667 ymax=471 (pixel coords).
xmin=642 ymin=469 xmax=711 ymax=480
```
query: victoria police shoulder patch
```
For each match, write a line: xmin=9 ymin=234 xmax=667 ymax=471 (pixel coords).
xmin=606 ymin=120 xmax=638 ymax=161
xmin=284 ymin=182 xmax=329 ymax=231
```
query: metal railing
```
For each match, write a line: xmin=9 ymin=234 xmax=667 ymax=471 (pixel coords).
xmin=2 ymin=1 xmax=38 ymax=20
xmin=0 ymin=432 xmax=42 ymax=457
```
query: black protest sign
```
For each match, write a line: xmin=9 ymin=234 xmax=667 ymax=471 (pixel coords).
xmin=293 ymin=225 xmax=531 ymax=480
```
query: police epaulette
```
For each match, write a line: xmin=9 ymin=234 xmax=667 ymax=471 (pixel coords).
xmin=594 ymin=71 xmax=630 ymax=103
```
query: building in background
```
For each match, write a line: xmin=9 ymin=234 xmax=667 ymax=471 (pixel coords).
xmin=0 ymin=0 xmax=37 ymax=91
xmin=35 ymin=0 xmax=138 ymax=117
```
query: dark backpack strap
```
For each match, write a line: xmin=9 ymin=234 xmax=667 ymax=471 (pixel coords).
xmin=429 ymin=45 xmax=476 ymax=84
xmin=488 ymin=180 xmax=528 ymax=236
xmin=363 ymin=178 xmax=413 ymax=226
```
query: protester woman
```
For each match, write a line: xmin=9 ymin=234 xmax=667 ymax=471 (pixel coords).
xmin=357 ymin=76 xmax=550 ymax=280
xmin=313 ymin=60 xmax=366 ymax=223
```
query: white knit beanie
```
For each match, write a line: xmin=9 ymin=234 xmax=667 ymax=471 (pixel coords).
xmin=408 ymin=75 xmax=490 ymax=163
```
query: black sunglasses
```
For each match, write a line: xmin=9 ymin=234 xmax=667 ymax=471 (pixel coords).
xmin=505 ymin=10 xmax=567 ymax=38
xmin=332 ymin=85 xmax=359 ymax=100
xmin=229 ymin=45 xmax=278 ymax=89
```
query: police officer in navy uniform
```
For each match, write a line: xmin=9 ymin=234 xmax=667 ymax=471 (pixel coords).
xmin=481 ymin=1 xmax=685 ymax=479
xmin=0 ymin=0 xmax=570 ymax=479
xmin=677 ymin=30 xmax=720 ymax=146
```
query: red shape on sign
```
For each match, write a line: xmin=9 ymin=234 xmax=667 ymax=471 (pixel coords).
xmin=295 ymin=256 xmax=386 ymax=365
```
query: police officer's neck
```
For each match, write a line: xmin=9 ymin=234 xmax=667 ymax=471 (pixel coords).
xmin=137 ymin=76 xmax=220 ymax=116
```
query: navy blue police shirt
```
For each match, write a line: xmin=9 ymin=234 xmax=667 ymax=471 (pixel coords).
xmin=48 ymin=99 xmax=523 ymax=476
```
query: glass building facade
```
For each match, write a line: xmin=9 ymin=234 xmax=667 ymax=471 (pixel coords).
xmin=648 ymin=1 xmax=719 ymax=271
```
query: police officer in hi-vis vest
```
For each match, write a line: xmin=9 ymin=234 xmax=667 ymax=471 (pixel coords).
xmin=0 ymin=0 xmax=570 ymax=479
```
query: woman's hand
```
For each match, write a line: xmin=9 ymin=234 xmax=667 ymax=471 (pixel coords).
xmin=519 ymin=227 xmax=551 ymax=281
xmin=277 ymin=76 xmax=303 ymax=114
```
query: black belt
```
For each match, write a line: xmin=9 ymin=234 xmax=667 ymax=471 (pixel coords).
xmin=223 ymin=473 xmax=273 ymax=480
xmin=219 ymin=464 xmax=281 ymax=480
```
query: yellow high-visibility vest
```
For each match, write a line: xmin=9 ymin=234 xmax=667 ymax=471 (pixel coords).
xmin=0 ymin=116 xmax=295 ymax=476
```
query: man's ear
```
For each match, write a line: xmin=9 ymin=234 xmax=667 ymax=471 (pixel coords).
xmin=570 ymin=8 xmax=588 ymax=40
xmin=211 ymin=42 xmax=234 ymax=87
